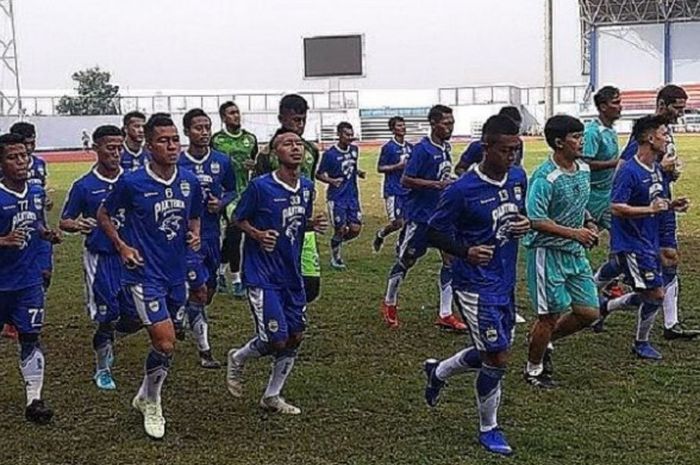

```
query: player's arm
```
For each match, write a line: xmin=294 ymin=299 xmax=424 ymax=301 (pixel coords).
xmin=233 ymin=181 xmax=278 ymax=252
xmin=305 ymin=186 xmax=328 ymax=234
xmin=316 ymin=151 xmax=343 ymax=187
xmin=377 ymin=144 xmax=405 ymax=173
xmin=98 ymin=178 xmax=143 ymax=267
xmin=187 ymin=182 xmax=203 ymax=251
xmin=610 ymin=168 xmax=670 ymax=218
xmin=454 ymin=141 xmax=480 ymax=176
xmin=401 ymin=149 xmax=445 ymax=190
xmin=583 ymin=127 xmax=618 ymax=171
xmin=59 ymin=182 xmax=96 ymax=234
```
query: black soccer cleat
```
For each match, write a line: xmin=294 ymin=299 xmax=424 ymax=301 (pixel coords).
xmin=663 ymin=323 xmax=700 ymax=341
xmin=523 ymin=371 xmax=557 ymax=390
xmin=372 ymin=231 xmax=385 ymax=253
xmin=25 ymin=399 xmax=54 ymax=425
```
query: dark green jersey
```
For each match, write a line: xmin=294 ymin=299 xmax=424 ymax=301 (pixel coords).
xmin=211 ymin=128 xmax=259 ymax=197
xmin=254 ymin=135 xmax=319 ymax=180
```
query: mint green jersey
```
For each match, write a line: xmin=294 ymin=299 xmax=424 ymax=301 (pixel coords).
xmin=211 ymin=128 xmax=258 ymax=198
xmin=522 ymin=158 xmax=591 ymax=254
xmin=582 ymin=119 xmax=619 ymax=192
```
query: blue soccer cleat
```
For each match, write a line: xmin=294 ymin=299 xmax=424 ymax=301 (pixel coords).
xmin=231 ymin=281 xmax=246 ymax=299
xmin=478 ymin=428 xmax=513 ymax=456
xmin=423 ymin=358 xmax=445 ymax=407
xmin=94 ymin=370 xmax=117 ymax=390
xmin=632 ymin=341 xmax=662 ymax=360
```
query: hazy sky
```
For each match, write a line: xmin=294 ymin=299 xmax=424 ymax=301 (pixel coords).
xmin=12 ymin=0 xmax=584 ymax=92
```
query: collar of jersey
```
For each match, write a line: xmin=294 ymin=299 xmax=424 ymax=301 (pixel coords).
xmin=272 ymin=172 xmax=301 ymax=193
xmin=0 ymin=181 xmax=28 ymax=198
xmin=474 ymin=164 xmax=508 ymax=187
xmin=391 ymin=137 xmax=406 ymax=147
xmin=123 ymin=143 xmax=144 ymax=157
xmin=223 ymin=128 xmax=244 ymax=138
xmin=633 ymin=154 xmax=656 ymax=173
xmin=549 ymin=156 xmax=581 ymax=175
xmin=333 ymin=144 xmax=352 ymax=154
xmin=425 ymin=136 xmax=448 ymax=153
xmin=146 ymin=164 xmax=178 ymax=185
xmin=184 ymin=148 xmax=211 ymax=164
xmin=92 ymin=166 xmax=123 ymax=183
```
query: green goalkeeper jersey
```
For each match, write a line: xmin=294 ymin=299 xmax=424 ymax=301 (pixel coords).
xmin=254 ymin=134 xmax=319 ymax=180
xmin=211 ymin=128 xmax=259 ymax=199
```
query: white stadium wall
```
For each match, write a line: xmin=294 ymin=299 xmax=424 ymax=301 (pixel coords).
xmin=598 ymin=24 xmax=664 ymax=90
xmin=672 ymin=22 xmax=700 ymax=84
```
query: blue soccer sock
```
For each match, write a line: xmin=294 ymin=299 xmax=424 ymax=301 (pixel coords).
xmin=475 ymin=364 xmax=506 ymax=433
xmin=19 ymin=336 xmax=45 ymax=406
xmin=92 ymin=324 xmax=115 ymax=372
xmin=636 ymin=300 xmax=661 ymax=342
xmin=139 ymin=347 xmax=172 ymax=403
xmin=186 ymin=302 xmax=210 ymax=352
xmin=439 ymin=264 xmax=453 ymax=318
xmin=264 ymin=346 xmax=298 ymax=398
xmin=436 ymin=346 xmax=482 ymax=380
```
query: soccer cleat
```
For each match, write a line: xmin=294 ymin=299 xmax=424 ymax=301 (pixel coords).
xmin=478 ymin=428 xmax=513 ymax=456
xmin=515 ymin=312 xmax=526 ymax=324
xmin=381 ymin=302 xmax=399 ymax=329
xmin=231 ymin=281 xmax=246 ymax=299
xmin=542 ymin=347 xmax=554 ymax=378
xmin=663 ymin=323 xmax=700 ymax=340
xmin=132 ymin=395 xmax=166 ymax=439
xmin=435 ymin=314 xmax=467 ymax=332
xmin=372 ymin=231 xmax=385 ymax=253
xmin=1 ymin=323 xmax=18 ymax=340
xmin=423 ymin=358 xmax=446 ymax=408
xmin=592 ymin=296 xmax=609 ymax=333
xmin=330 ymin=256 xmax=347 ymax=270
xmin=25 ymin=399 xmax=53 ymax=425
xmin=94 ymin=370 xmax=117 ymax=390
xmin=199 ymin=350 xmax=222 ymax=369
xmin=259 ymin=395 xmax=301 ymax=415
xmin=226 ymin=348 xmax=244 ymax=398
xmin=523 ymin=370 xmax=557 ymax=390
xmin=632 ymin=341 xmax=662 ymax=360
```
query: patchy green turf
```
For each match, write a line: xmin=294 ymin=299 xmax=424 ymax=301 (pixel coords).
xmin=2 ymin=136 xmax=700 ymax=465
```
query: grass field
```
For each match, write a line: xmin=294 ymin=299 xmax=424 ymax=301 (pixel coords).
xmin=2 ymin=136 xmax=700 ymax=465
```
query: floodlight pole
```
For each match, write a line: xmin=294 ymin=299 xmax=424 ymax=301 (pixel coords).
xmin=0 ymin=0 xmax=21 ymax=116
xmin=544 ymin=0 xmax=554 ymax=119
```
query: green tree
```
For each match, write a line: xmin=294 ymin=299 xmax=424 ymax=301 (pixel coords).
xmin=56 ymin=66 xmax=120 ymax=115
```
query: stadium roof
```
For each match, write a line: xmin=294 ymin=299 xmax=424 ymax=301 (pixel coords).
xmin=580 ymin=0 xmax=700 ymax=26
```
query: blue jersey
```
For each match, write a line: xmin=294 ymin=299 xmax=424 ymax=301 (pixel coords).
xmin=458 ymin=139 xmax=524 ymax=170
xmin=318 ymin=144 xmax=360 ymax=204
xmin=403 ymin=136 xmax=452 ymax=223
xmin=235 ymin=173 xmax=314 ymax=290
xmin=103 ymin=165 xmax=203 ymax=286
xmin=178 ymin=149 xmax=236 ymax=240
xmin=120 ymin=145 xmax=149 ymax=172
xmin=61 ymin=167 xmax=124 ymax=255
xmin=610 ymin=156 xmax=664 ymax=254
xmin=0 ymin=183 xmax=46 ymax=291
xmin=378 ymin=138 xmax=411 ymax=197
xmin=27 ymin=155 xmax=48 ymax=188
xmin=429 ymin=165 xmax=527 ymax=294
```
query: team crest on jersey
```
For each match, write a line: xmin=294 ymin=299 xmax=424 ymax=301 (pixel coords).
xmin=149 ymin=301 xmax=160 ymax=313
xmin=303 ymin=188 xmax=311 ymax=204
xmin=180 ymin=181 xmax=191 ymax=197
xmin=98 ymin=305 xmax=108 ymax=316
xmin=32 ymin=195 xmax=43 ymax=210
xmin=268 ymin=319 xmax=279 ymax=333
xmin=644 ymin=271 xmax=656 ymax=281
xmin=514 ymin=186 xmax=522 ymax=201
xmin=211 ymin=161 xmax=221 ymax=175
xmin=485 ymin=326 xmax=498 ymax=343
xmin=188 ymin=270 xmax=197 ymax=281
xmin=243 ymin=139 xmax=251 ymax=148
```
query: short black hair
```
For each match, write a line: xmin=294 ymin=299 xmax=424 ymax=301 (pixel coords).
xmin=122 ymin=111 xmax=146 ymax=127
xmin=593 ymin=86 xmax=621 ymax=109
xmin=544 ymin=115 xmax=584 ymax=150
xmin=272 ymin=127 xmax=299 ymax=148
xmin=632 ymin=115 xmax=667 ymax=144
xmin=428 ymin=105 xmax=452 ymax=124
xmin=498 ymin=106 xmax=522 ymax=123
xmin=92 ymin=125 xmax=123 ymax=143
xmin=482 ymin=114 xmax=520 ymax=145
xmin=657 ymin=84 xmax=688 ymax=106
xmin=219 ymin=101 xmax=238 ymax=118
xmin=279 ymin=94 xmax=309 ymax=115
xmin=183 ymin=108 xmax=210 ymax=130
xmin=336 ymin=121 xmax=353 ymax=134
xmin=144 ymin=115 xmax=176 ymax=141
xmin=388 ymin=116 xmax=404 ymax=130
xmin=148 ymin=112 xmax=172 ymax=122
xmin=9 ymin=121 xmax=36 ymax=139
xmin=0 ymin=132 xmax=27 ymax=159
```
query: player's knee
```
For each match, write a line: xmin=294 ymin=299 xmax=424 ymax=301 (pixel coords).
xmin=206 ymin=287 xmax=216 ymax=305
xmin=271 ymin=340 xmax=288 ymax=353
xmin=42 ymin=270 xmax=52 ymax=289
xmin=391 ymin=218 xmax=404 ymax=230
xmin=642 ymin=287 xmax=665 ymax=304
xmin=287 ymin=332 xmax=304 ymax=349
xmin=481 ymin=350 xmax=509 ymax=369
xmin=348 ymin=224 xmax=362 ymax=238
xmin=573 ymin=306 xmax=599 ymax=324
xmin=115 ymin=317 xmax=142 ymax=335
xmin=536 ymin=314 xmax=559 ymax=330
xmin=150 ymin=322 xmax=176 ymax=354
xmin=190 ymin=285 xmax=208 ymax=304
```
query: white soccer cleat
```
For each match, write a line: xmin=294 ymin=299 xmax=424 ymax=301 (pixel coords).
xmin=259 ymin=395 xmax=301 ymax=415
xmin=132 ymin=395 xmax=166 ymax=439
xmin=226 ymin=348 xmax=244 ymax=398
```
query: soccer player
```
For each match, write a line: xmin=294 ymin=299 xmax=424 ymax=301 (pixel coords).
xmin=211 ymin=101 xmax=258 ymax=297
xmin=422 ymin=115 xmax=529 ymax=456
xmin=316 ymin=121 xmax=365 ymax=269
xmin=0 ymin=132 xmax=62 ymax=424
xmin=597 ymin=85 xmax=698 ymax=338
xmin=179 ymin=108 xmax=236 ymax=368
xmin=454 ymin=106 xmax=524 ymax=176
xmin=97 ymin=115 xmax=203 ymax=439
xmin=254 ymin=94 xmax=322 ymax=303
xmin=373 ymin=116 xmax=412 ymax=252
xmin=120 ymin=111 xmax=148 ymax=171
xmin=60 ymin=125 xmax=143 ymax=390
xmin=608 ymin=115 xmax=687 ymax=359
xmin=380 ymin=104 xmax=466 ymax=331
xmin=522 ymin=115 xmax=600 ymax=388
xmin=226 ymin=129 xmax=327 ymax=414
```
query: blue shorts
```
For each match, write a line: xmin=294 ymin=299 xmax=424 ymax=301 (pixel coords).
xmin=454 ymin=289 xmax=515 ymax=353
xmin=659 ymin=211 xmax=678 ymax=250
xmin=328 ymin=200 xmax=362 ymax=228
xmin=186 ymin=238 xmax=221 ymax=290
xmin=84 ymin=252 xmax=135 ymax=324
xmin=617 ymin=252 xmax=663 ymax=291
xmin=0 ymin=284 xmax=45 ymax=334
xmin=384 ymin=195 xmax=406 ymax=223
xmin=396 ymin=221 xmax=430 ymax=264
xmin=37 ymin=241 xmax=53 ymax=273
xmin=124 ymin=282 xmax=187 ymax=326
xmin=247 ymin=286 xmax=307 ymax=344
